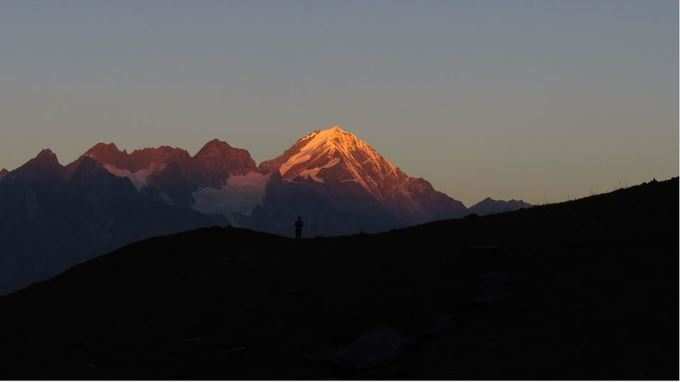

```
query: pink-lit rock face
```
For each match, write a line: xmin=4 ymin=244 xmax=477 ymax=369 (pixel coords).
xmin=193 ymin=139 xmax=258 ymax=187
xmin=261 ymin=126 xmax=403 ymax=198
xmin=84 ymin=139 xmax=259 ymax=201
xmin=86 ymin=143 xmax=192 ymax=173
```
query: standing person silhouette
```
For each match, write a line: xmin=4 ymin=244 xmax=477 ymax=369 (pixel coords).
xmin=294 ymin=216 xmax=304 ymax=239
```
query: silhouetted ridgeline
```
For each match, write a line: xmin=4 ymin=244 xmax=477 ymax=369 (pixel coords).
xmin=0 ymin=178 xmax=676 ymax=379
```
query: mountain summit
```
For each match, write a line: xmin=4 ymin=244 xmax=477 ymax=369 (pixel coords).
xmin=193 ymin=139 xmax=257 ymax=187
xmin=260 ymin=125 xmax=401 ymax=199
xmin=6 ymin=149 xmax=64 ymax=184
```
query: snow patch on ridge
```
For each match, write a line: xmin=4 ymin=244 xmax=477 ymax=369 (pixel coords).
xmin=192 ymin=171 xmax=271 ymax=217
xmin=102 ymin=164 xmax=161 ymax=190
xmin=280 ymin=154 xmax=311 ymax=176
xmin=297 ymin=157 xmax=341 ymax=183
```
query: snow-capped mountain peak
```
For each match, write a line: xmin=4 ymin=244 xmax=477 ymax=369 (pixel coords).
xmin=261 ymin=125 xmax=402 ymax=198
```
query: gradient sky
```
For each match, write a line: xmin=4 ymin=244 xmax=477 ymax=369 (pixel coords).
xmin=0 ymin=0 xmax=677 ymax=205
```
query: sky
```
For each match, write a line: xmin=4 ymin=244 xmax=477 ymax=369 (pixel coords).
xmin=0 ymin=0 xmax=677 ymax=205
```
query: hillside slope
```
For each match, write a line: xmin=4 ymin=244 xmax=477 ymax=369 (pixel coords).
xmin=0 ymin=178 xmax=676 ymax=379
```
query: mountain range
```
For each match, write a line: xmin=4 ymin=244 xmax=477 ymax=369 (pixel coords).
xmin=469 ymin=197 xmax=532 ymax=216
xmin=82 ymin=126 xmax=477 ymax=234
xmin=0 ymin=125 xmax=530 ymax=292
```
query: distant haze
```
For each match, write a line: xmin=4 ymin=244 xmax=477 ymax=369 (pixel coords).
xmin=0 ymin=1 xmax=676 ymax=205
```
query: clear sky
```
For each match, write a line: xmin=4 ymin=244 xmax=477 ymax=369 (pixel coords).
xmin=0 ymin=1 xmax=677 ymax=205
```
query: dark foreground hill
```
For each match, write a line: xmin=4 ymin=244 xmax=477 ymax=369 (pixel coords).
xmin=0 ymin=178 xmax=677 ymax=379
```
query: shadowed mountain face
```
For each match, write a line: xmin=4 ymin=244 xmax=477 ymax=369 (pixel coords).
xmin=0 ymin=151 xmax=225 ymax=293
xmin=469 ymin=197 xmax=532 ymax=216
xmin=0 ymin=178 xmax=676 ymax=379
